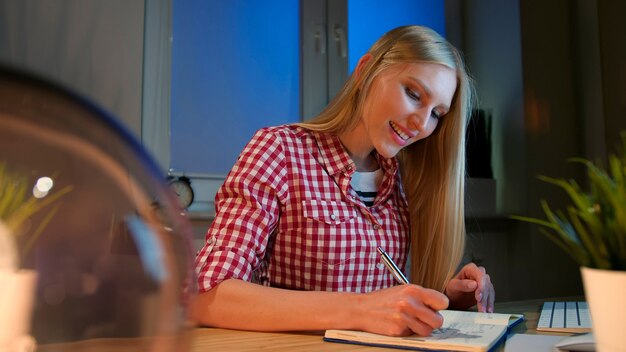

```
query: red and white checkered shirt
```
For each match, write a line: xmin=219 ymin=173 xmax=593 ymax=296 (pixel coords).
xmin=195 ymin=125 xmax=410 ymax=293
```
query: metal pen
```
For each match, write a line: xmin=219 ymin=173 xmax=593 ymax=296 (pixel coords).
xmin=377 ymin=246 xmax=410 ymax=285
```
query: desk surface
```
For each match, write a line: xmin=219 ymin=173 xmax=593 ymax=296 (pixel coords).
xmin=38 ymin=297 xmax=576 ymax=352
xmin=190 ymin=297 xmax=562 ymax=352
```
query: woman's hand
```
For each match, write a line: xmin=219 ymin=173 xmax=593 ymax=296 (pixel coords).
xmin=444 ymin=263 xmax=495 ymax=313
xmin=355 ymin=284 xmax=449 ymax=337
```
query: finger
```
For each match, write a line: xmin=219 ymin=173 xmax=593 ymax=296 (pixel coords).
xmin=412 ymin=305 xmax=445 ymax=330
xmin=447 ymin=278 xmax=478 ymax=301
xmin=475 ymin=284 xmax=483 ymax=304
xmin=460 ymin=279 xmax=478 ymax=292
xmin=406 ymin=316 xmax=437 ymax=337
xmin=486 ymin=281 xmax=495 ymax=313
xmin=477 ymin=289 xmax=492 ymax=313
xmin=488 ymin=291 xmax=495 ymax=313
xmin=457 ymin=263 xmax=475 ymax=278
xmin=390 ymin=288 xmax=445 ymax=335
xmin=472 ymin=270 xmax=489 ymax=297
xmin=392 ymin=286 xmax=445 ymax=320
xmin=460 ymin=263 xmax=486 ymax=280
xmin=475 ymin=275 xmax=493 ymax=312
xmin=476 ymin=286 xmax=484 ymax=312
xmin=477 ymin=296 xmax=486 ymax=313
xmin=417 ymin=286 xmax=449 ymax=311
xmin=404 ymin=306 xmax=444 ymax=336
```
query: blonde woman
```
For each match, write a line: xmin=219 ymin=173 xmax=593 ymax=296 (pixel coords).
xmin=194 ymin=25 xmax=494 ymax=337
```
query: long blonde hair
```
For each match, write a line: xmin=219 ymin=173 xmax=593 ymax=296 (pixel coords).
xmin=298 ymin=25 xmax=474 ymax=292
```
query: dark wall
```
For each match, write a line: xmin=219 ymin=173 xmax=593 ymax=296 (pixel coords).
xmin=449 ymin=0 xmax=625 ymax=301
xmin=598 ymin=1 xmax=626 ymax=153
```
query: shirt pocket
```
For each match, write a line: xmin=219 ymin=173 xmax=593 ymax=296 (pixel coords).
xmin=300 ymin=199 xmax=360 ymax=268
xmin=302 ymin=199 xmax=358 ymax=225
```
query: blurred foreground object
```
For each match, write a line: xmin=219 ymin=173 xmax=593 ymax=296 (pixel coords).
xmin=0 ymin=67 xmax=196 ymax=351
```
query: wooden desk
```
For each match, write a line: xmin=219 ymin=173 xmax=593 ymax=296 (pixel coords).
xmin=189 ymin=297 xmax=558 ymax=352
xmin=38 ymin=297 xmax=574 ymax=352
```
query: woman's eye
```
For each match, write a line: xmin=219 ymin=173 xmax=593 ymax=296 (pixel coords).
xmin=431 ymin=111 xmax=441 ymax=120
xmin=405 ymin=87 xmax=419 ymax=101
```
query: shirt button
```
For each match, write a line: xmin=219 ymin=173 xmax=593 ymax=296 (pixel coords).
xmin=330 ymin=213 xmax=336 ymax=220
xmin=373 ymin=224 xmax=381 ymax=230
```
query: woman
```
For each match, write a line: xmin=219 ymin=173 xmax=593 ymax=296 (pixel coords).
xmin=194 ymin=25 xmax=494 ymax=337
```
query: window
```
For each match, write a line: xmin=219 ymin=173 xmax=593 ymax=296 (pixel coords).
xmin=167 ymin=0 xmax=445 ymax=175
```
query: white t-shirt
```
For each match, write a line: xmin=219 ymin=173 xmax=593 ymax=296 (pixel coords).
xmin=350 ymin=168 xmax=383 ymax=207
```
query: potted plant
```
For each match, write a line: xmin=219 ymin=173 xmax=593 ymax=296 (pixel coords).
xmin=511 ymin=132 xmax=626 ymax=352
xmin=0 ymin=164 xmax=71 ymax=351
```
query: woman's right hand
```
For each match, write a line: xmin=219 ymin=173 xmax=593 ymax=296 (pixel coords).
xmin=353 ymin=284 xmax=449 ymax=337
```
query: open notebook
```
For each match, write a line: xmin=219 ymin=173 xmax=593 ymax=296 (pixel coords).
xmin=324 ymin=310 xmax=524 ymax=352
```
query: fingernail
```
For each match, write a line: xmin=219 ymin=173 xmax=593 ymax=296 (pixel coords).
xmin=477 ymin=292 xmax=483 ymax=301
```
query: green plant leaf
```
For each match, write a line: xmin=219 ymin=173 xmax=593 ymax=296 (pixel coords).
xmin=541 ymin=201 xmax=580 ymax=245
xmin=6 ymin=185 xmax=73 ymax=234
xmin=0 ymin=164 xmax=72 ymax=269
xmin=509 ymin=215 xmax=557 ymax=229
xmin=537 ymin=175 xmax=591 ymax=214
xmin=538 ymin=228 xmax=590 ymax=266
xmin=512 ymin=132 xmax=626 ymax=271
xmin=567 ymin=206 xmax=610 ymax=269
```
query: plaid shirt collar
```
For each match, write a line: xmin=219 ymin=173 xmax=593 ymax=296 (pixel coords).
xmin=310 ymin=131 xmax=398 ymax=202
xmin=309 ymin=129 xmax=399 ymax=179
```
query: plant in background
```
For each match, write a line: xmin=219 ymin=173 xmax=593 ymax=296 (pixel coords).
xmin=511 ymin=132 xmax=626 ymax=271
xmin=0 ymin=164 xmax=72 ymax=271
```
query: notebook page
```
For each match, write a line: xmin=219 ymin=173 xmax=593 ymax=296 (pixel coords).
xmin=441 ymin=310 xmax=512 ymax=326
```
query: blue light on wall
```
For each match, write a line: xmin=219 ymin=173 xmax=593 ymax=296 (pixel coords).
xmin=171 ymin=1 xmax=300 ymax=175
xmin=348 ymin=0 xmax=446 ymax=72
xmin=170 ymin=1 xmax=444 ymax=175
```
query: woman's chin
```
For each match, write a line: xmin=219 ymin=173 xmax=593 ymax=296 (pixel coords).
xmin=376 ymin=145 xmax=401 ymax=159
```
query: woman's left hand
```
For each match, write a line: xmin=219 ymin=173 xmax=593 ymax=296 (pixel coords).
xmin=444 ymin=263 xmax=495 ymax=313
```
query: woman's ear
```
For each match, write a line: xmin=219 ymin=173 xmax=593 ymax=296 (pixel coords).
xmin=354 ymin=53 xmax=373 ymax=78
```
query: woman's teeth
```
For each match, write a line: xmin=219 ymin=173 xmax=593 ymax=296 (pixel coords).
xmin=390 ymin=121 xmax=409 ymax=141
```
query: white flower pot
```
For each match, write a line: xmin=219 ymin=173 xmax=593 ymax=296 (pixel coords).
xmin=581 ymin=267 xmax=626 ymax=352
xmin=0 ymin=270 xmax=37 ymax=352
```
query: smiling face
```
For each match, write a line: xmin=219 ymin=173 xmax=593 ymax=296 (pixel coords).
xmin=354 ymin=61 xmax=457 ymax=160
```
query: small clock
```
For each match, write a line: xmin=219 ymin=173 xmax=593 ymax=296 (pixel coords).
xmin=167 ymin=175 xmax=194 ymax=210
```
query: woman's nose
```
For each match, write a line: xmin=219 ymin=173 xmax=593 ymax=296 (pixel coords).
xmin=409 ymin=110 xmax=430 ymax=132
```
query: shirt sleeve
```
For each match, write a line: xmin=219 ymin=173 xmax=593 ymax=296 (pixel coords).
xmin=194 ymin=127 xmax=288 ymax=292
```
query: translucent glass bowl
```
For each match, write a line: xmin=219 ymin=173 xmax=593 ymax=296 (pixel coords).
xmin=0 ymin=67 xmax=196 ymax=350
